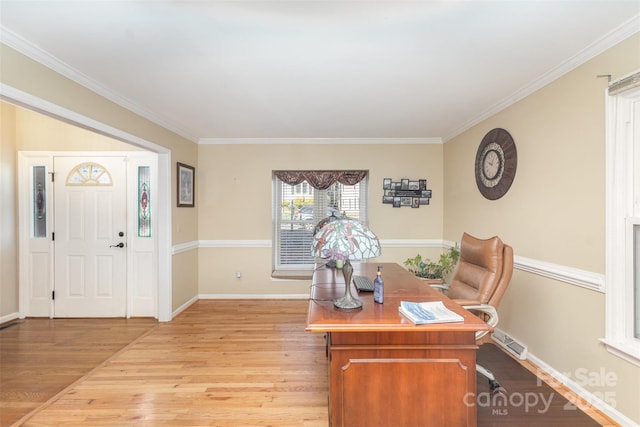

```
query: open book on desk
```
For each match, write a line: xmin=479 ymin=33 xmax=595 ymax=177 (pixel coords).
xmin=399 ymin=301 xmax=464 ymax=324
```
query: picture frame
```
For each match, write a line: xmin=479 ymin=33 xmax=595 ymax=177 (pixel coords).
xmin=382 ymin=176 xmax=432 ymax=209
xmin=177 ymin=162 xmax=195 ymax=207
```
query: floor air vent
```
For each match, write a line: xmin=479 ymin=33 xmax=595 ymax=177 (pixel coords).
xmin=491 ymin=329 xmax=528 ymax=360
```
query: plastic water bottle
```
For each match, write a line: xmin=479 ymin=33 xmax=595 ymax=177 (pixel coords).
xmin=373 ymin=266 xmax=384 ymax=304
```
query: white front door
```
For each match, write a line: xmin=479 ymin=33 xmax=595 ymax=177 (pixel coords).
xmin=53 ymin=156 xmax=127 ymax=317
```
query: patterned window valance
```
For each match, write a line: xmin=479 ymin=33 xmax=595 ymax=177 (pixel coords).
xmin=274 ymin=170 xmax=368 ymax=190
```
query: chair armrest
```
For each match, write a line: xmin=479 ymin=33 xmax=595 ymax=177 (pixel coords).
xmin=462 ymin=304 xmax=498 ymax=340
xmin=430 ymin=283 xmax=449 ymax=293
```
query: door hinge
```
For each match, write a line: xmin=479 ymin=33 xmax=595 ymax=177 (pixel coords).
xmin=52 ymin=232 xmax=55 ymax=241
xmin=52 ymin=290 xmax=55 ymax=300
xmin=49 ymin=172 xmax=55 ymax=182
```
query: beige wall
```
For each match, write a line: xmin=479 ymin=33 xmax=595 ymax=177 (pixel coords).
xmin=1 ymin=43 xmax=199 ymax=314
xmin=444 ymin=34 xmax=640 ymax=423
xmin=14 ymin=107 xmax=140 ymax=151
xmin=0 ymin=103 xmax=18 ymax=315
xmin=197 ymin=143 xmax=443 ymax=295
xmin=2 ymin=30 xmax=639 ymax=422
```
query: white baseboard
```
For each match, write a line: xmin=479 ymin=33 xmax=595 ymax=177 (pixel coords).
xmin=526 ymin=351 xmax=639 ymax=427
xmin=0 ymin=312 xmax=20 ymax=325
xmin=171 ymin=295 xmax=199 ymax=319
xmin=199 ymin=294 xmax=309 ymax=300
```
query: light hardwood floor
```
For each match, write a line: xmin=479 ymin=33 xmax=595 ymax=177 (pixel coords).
xmin=0 ymin=316 xmax=157 ymax=426
xmin=11 ymin=300 xmax=328 ymax=426
xmin=2 ymin=300 xmax=620 ymax=426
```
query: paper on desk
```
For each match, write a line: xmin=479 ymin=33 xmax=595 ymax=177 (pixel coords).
xmin=399 ymin=300 xmax=464 ymax=324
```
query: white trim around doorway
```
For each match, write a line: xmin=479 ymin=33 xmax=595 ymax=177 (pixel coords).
xmin=2 ymin=83 xmax=173 ymax=321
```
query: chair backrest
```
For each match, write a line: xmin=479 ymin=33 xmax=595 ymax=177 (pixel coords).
xmin=447 ymin=232 xmax=513 ymax=309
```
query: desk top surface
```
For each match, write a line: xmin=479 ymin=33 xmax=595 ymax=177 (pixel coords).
xmin=306 ymin=262 xmax=490 ymax=333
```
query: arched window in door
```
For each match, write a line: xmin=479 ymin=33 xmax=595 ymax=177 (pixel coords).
xmin=65 ymin=162 xmax=113 ymax=186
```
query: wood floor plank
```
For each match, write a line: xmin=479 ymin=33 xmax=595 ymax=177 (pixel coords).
xmin=15 ymin=300 xmax=329 ymax=427
xmin=0 ymin=317 xmax=156 ymax=426
xmin=2 ymin=300 xmax=618 ymax=426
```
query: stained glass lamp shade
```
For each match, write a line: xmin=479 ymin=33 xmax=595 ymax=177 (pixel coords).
xmin=312 ymin=218 xmax=381 ymax=310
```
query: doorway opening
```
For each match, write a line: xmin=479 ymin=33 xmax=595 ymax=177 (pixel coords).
xmin=3 ymin=90 xmax=173 ymax=321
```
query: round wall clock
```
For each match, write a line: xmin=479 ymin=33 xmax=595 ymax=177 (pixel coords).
xmin=475 ymin=128 xmax=517 ymax=200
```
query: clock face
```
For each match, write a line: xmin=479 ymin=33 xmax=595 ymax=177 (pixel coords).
xmin=481 ymin=143 xmax=504 ymax=184
xmin=475 ymin=128 xmax=517 ymax=200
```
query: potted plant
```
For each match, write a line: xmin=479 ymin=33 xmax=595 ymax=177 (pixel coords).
xmin=404 ymin=245 xmax=460 ymax=280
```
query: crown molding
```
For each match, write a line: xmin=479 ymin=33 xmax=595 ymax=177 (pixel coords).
xmin=4 ymin=11 xmax=637 ymax=146
xmin=443 ymin=14 xmax=640 ymax=142
xmin=198 ymin=137 xmax=442 ymax=145
xmin=0 ymin=26 xmax=199 ymax=143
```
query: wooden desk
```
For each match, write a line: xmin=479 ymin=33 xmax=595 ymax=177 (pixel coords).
xmin=306 ymin=262 xmax=490 ymax=427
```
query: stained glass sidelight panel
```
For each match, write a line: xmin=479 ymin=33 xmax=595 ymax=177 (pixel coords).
xmin=33 ymin=166 xmax=47 ymax=238
xmin=138 ymin=166 xmax=151 ymax=237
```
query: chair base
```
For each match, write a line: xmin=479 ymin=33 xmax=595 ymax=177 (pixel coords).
xmin=477 ymin=363 xmax=505 ymax=393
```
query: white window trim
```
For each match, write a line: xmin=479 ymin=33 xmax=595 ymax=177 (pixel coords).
xmin=272 ymin=175 xmax=368 ymax=274
xmin=603 ymin=77 xmax=640 ymax=366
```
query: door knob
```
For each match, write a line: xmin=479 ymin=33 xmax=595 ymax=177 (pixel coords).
xmin=110 ymin=242 xmax=125 ymax=248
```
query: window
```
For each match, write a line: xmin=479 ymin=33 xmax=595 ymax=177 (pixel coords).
xmin=604 ymin=71 xmax=640 ymax=366
xmin=66 ymin=162 xmax=113 ymax=186
xmin=273 ymin=171 xmax=368 ymax=271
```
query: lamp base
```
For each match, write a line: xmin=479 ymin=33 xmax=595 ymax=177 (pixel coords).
xmin=334 ymin=294 xmax=363 ymax=310
xmin=334 ymin=259 xmax=363 ymax=310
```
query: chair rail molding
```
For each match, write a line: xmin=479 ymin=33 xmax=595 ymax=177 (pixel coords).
xmin=172 ymin=240 xmax=200 ymax=255
xmin=199 ymin=240 xmax=271 ymax=248
xmin=514 ymin=256 xmax=604 ymax=293
xmin=178 ymin=239 xmax=605 ymax=292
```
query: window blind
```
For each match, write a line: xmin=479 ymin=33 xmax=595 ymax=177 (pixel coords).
xmin=273 ymin=173 xmax=368 ymax=270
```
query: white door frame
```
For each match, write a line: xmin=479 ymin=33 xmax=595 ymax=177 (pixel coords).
xmin=4 ymin=84 xmax=173 ymax=321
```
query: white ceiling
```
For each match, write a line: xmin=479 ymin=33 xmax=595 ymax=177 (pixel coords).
xmin=1 ymin=1 xmax=639 ymax=143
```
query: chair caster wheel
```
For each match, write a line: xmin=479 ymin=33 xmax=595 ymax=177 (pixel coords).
xmin=489 ymin=379 xmax=505 ymax=393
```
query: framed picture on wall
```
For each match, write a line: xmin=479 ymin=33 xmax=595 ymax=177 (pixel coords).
xmin=177 ymin=162 xmax=195 ymax=207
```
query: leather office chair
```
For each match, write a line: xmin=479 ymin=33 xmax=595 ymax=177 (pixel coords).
xmin=433 ymin=232 xmax=514 ymax=391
